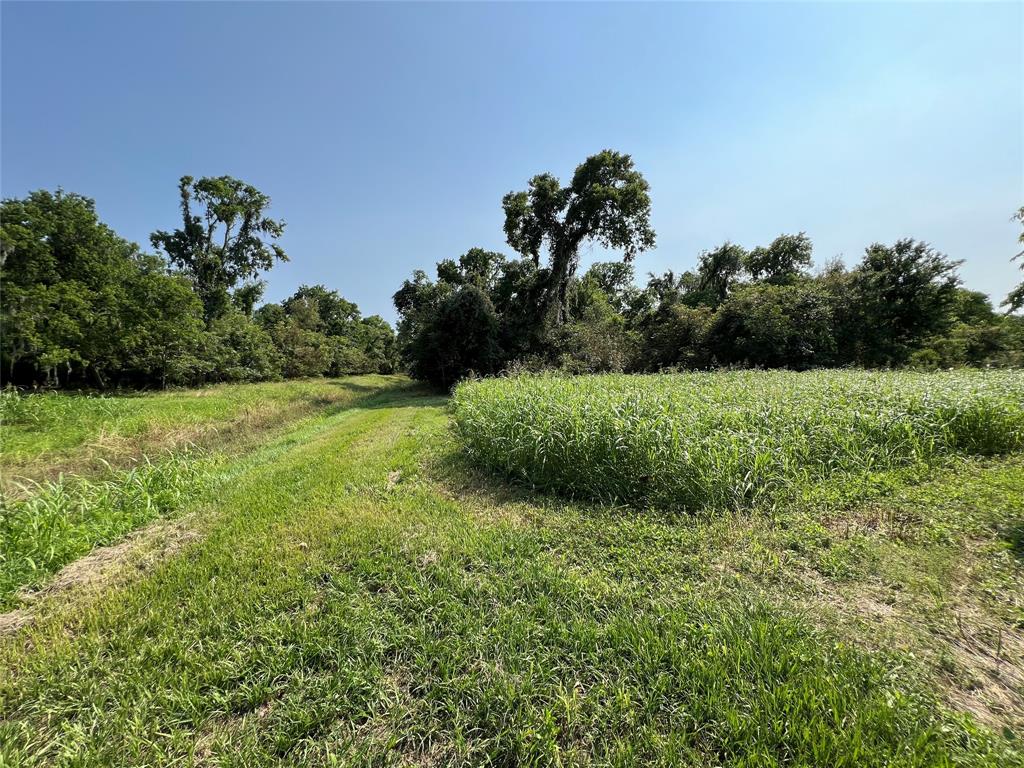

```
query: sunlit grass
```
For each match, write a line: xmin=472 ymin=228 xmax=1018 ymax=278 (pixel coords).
xmin=0 ymin=376 xmax=407 ymax=605
xmin=0 ymin=451 xmax=214 ymax=608
xmin=0 ymin=376 xmax=405 ymax=484
xmin=0 ymin=376 xmax=1020 ymax=765
xmin=451 ymin=370 xmax=1024 ymax=511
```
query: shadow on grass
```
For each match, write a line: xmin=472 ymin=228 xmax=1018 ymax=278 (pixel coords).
xmin=1003 ymin=521 xmax=1024 ymax=562
xmin=428 ymin=435 xmax=706 ymax=526
xmin=324 ymin=378 xmax=448 ymax=411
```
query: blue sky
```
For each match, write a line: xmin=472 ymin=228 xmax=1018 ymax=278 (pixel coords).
xmin=2 ymin=2 xmax=1021 ymax=322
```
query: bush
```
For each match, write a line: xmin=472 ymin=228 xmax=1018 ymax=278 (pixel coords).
xmin=206 ymin=311 xmax=283 ymax=382
xmin=407 ymin=285 xmax=502 ymax=389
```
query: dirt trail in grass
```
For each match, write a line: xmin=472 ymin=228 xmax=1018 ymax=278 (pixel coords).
xmin=1 ymin=379 xmax=1021 ymax=766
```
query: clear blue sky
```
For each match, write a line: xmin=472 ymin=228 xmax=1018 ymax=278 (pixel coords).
xmin=3 ymin=2 xmax=1021 ymax=322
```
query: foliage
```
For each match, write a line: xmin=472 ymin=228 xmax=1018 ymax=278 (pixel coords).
xmin=502 ymin=149 xmax=655 ymax=321
xmin=845 ymin=239 xmax=962 ymax=366
xmin=1004 ymin=205 xmax=1024 ymax=313
xmin=632 ymin=302 xmax=714 ymax=371
xmin=545 ymin=266 xmax=637 ymax=373
xmin=405 ymin=285 xmax=501 ymax=388
xmin=452 ymin=370 xmax=1024 ymax=511
xmin=704 ymin=280 xmax=839 ymax=368
xmin=744 ymin=232 xmax=813 ymax=285
xmin=260 ymin=284 xmax=398 ymax=377
xmin=694 ymin=241 xmax=747 ymax=307
xmin=206 ymin=310 xmax=284 ymax=382
xmin=399 ymin=223 xmax=1021 ymax=386
xmin=1 ymin=188 xmax=395 ymax=388
xmin=150 ymin=176 xmax=288 ymax=322
xmin=394 ymin=249 xmax=543 ymax=386
xmin=0 ymin=191 xmax=209 ymax=387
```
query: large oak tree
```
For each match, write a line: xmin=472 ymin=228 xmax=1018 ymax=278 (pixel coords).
xmin=502 ymin=150 xmax=655 ymax=323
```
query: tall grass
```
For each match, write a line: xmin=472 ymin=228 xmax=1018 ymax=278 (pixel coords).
xmin=451 ymin=370 xmax=1024 ymax=511
xmin=0 ymin=451 xmax=212 ymax=606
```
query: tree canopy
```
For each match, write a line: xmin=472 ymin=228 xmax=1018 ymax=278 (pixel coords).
xmin=3 ymin=157 xmax=1020 ymax=392
xmin=1004 ymin=206 xmax=1024 ymax=313
xmin=150 ymin=176 xmax=289 ymax=322
xmin=502 ymin=150 xmax=655 ymax=322
xmin=1 ymin=185 xmax=396 ymax=388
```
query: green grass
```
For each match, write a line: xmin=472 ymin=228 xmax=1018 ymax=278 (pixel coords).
xmin=451 ymin=370 xmax=1024 ymax=511
xmin=0 ymin=376 xmax=405 ymax=608
xmin=0 ymin=375 xmax=1021 ymax=766
xmin=0 ymin=376 xmax=404 ymax=486
xmin=0 ymin=451 xmax=214 ymax=608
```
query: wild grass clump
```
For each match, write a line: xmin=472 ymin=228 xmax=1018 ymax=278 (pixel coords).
xmin=0 ymin=389 xmax=126 ymax=427
xmin=0 ymin=450 xmax=212 ymax=606
xmin=451 ymin=370 xmax=1024 ymax=511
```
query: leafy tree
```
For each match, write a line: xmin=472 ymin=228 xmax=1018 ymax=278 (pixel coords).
xmin=406 ymin=286 xmax=501 ymax=389
xmin=120 ymin=260 xmax=209 ymax=387
xmin=694 ymin=242 xmax=747 ymax=307
xmin=436 ymin=248 xmax=507 ymax=292
xmin=206 ymin=310 xmax=283 ymax=382
xmin=848 ymin=239 xmax=961 ymax=365
xmin=502 ymin=150 xmax=655 ymax=322
xmin=1003 ymin=206 xmax=1024 ymax=313
xmin=581 ymin=261 xmax=639 ymax=316
xmin=393 ymin=248 xmax=546 ymax=379
xmin=355 ymin=315 xmax=398 ymax=373
xmin=2 ymin=191 xmax=116 ymax=384
xmin=705 ymin=282 xmax=838 ymax=368
xmin=0 ymin=190 xmax=181 ymax=387
xmin=634 ymin=270 xmax=700 ymax=317
xmin=254 ymin=302 xmax=287 ymax=331
xmin=548 ymin=275 xmax=635 ymax=373
xmin=232 ymin=280 xmax=266 ymax=318
xmin=393 ymin=269 xmax=453 ymax=357
xmin=490 ymin=257 xmax=547 ymax=359
xmin=270 ymin=318 xmax=332 ymax=378
xmin=745 ymin=233 xmax=813 ymax=285
xmin=285 ymin=284 xmax=360 ymax=337
xmin=150 ymin=176 xmax=288 ymax=322
xmin=262 ymin=285 xmax=396 ymax=377
xmin=914 ymin=290 xmax=1023 ymax=368
xmin=632 ymin=303 xmax=714 ymax=371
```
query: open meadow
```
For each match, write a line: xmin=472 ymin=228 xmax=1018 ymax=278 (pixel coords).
xmin=1 ymin=372 xmax=1022 ymax=766
xmin=4 ymin=2 xmax=1023 ymax=765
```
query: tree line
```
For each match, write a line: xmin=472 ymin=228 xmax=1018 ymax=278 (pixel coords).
xmin=394 ymin=150 xmax=1024 ymax=388
xmin=3 ymin=155 xmax=1020 ymax=391
xmin=1 ymin=178 xmax=396 ymax=388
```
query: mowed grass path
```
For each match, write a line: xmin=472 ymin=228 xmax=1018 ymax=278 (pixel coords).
xmin=0 ymin=377 xmax=406 ymax=605
xmin=1 ymin=378 xmax=1021 ymax=766
xmin=1 ymin=377 xmax=403 ymax=486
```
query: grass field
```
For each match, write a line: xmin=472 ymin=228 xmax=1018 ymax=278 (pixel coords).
xmin=0 ymin=377 xmax=404 ymax=609
xmin=1 ymin=374 xmax=1022 ymax=766
xmin=0 ymin=377 xmax=401 ymax=488
xmin=452 ymin=370 xmax=1024 ymax=511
